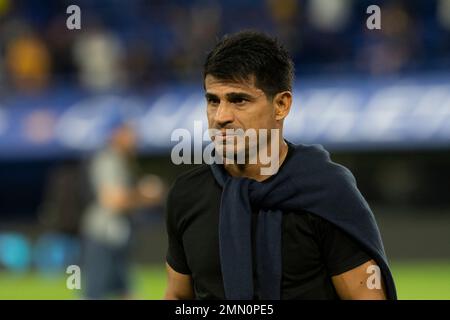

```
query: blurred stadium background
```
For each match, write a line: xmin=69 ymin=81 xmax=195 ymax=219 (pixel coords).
xmin=0 ymin=0 xmax=450 ymax=299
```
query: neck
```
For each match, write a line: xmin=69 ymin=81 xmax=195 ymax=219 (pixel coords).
xmin=224 ymin=139 xmax=289 ymax=182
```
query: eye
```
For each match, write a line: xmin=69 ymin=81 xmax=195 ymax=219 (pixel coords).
xmin=230 ymin=97 xmax=248 ymax=106
xmin=207 ymin=97 xmax=220 ymax=106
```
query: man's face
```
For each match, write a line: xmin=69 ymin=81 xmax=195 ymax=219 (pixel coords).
xmin=204 ymin=74 xmax=279 ymax=158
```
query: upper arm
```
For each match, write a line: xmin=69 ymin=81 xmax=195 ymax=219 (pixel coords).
xmin=332 ymin=259 xmax=387 ymax=300
xmin=311 ymin=214 xmax=386 ymax=299
xmin=164 ymin=263 xmax=195 ymax=300
xmin=164 ymin=183 xmax=193 ymax=299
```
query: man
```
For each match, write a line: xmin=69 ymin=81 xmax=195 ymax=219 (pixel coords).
xmin=164 ymin=31 xmax=396 ymax=300
xmin=81 ymin=117 xmax=164 ymax=299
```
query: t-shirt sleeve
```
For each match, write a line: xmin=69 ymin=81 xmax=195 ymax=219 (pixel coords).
xmin=311 ymin=214 xmax=372 ymax=276
xmin=165 ymin=183 xmax=191 ymax=275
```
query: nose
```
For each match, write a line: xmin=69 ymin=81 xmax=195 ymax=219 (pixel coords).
xmin=213 ymin=102 xmax=235 ymax=127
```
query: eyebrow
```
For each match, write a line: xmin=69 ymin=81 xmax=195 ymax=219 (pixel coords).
xmin=205 ymin=92 xmax=257 ymax=101
xmin=205 ymin=92 xmax=219 ymax=100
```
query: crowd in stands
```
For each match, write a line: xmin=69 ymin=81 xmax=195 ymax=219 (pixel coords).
xmin=0 ymin=0 xmax=449 ymax=94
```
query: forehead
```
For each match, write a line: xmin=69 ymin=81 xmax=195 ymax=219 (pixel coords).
xmin=204 ymin=75 xmax=264 ymax=96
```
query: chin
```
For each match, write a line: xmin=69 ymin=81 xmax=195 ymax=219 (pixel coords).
xmin=214 ymin=141 xmax=250 ymax=162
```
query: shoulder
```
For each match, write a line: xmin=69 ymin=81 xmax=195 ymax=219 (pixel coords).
xmin=288 ymin=143 xmax=357 ymax=188
xmin=91 ymin=149 xmax=121 ymax=169
xmin=289 ymin=144 xmax=378 ymax=243
xmin=171 ymin=164 xmax=214 ymax=190
xmin=89 ymin=150 xmax=120 ymax=179
xmin=167 ymin=164 xmax=217 ymax=204
xmin=166 ymin=164 xmax=219 ymax=230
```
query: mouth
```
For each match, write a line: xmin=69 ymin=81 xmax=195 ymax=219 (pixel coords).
xmin=213 ymin=133 xmax=236 ymax=143
xmin=213 ymin=130 xmax=238 ymax=145
xmin=210 ymin=128 xmax=245 ymax=145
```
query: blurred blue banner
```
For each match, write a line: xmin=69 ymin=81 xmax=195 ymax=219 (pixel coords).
xmin=1 ymin=75 xmax=450 ymax=159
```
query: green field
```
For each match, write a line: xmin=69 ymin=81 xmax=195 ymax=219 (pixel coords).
xmin=0 ymin=261 xmax=449 ymax=300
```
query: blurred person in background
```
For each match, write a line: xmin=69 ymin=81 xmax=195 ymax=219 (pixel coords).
xmin=5 ymin=29 xmax=52 ymax=92
xmin=355 ymin=2 xmax=420 ymax=75
xmin=80 ymin=116 xmax=165 ymax=299
xmin=73 ymin=24 xmax=126 ymax=92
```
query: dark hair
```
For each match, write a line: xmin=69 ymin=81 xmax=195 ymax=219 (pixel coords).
xmin=203 ymin=30 xmax=294 ymax=99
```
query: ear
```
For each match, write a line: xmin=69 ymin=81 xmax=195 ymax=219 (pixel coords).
xmin=273 ymin=91 xmax=292 ymax=121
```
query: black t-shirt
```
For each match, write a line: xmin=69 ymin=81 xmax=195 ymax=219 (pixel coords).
xmin=166 ymin=148 xmax=371 ymax=300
